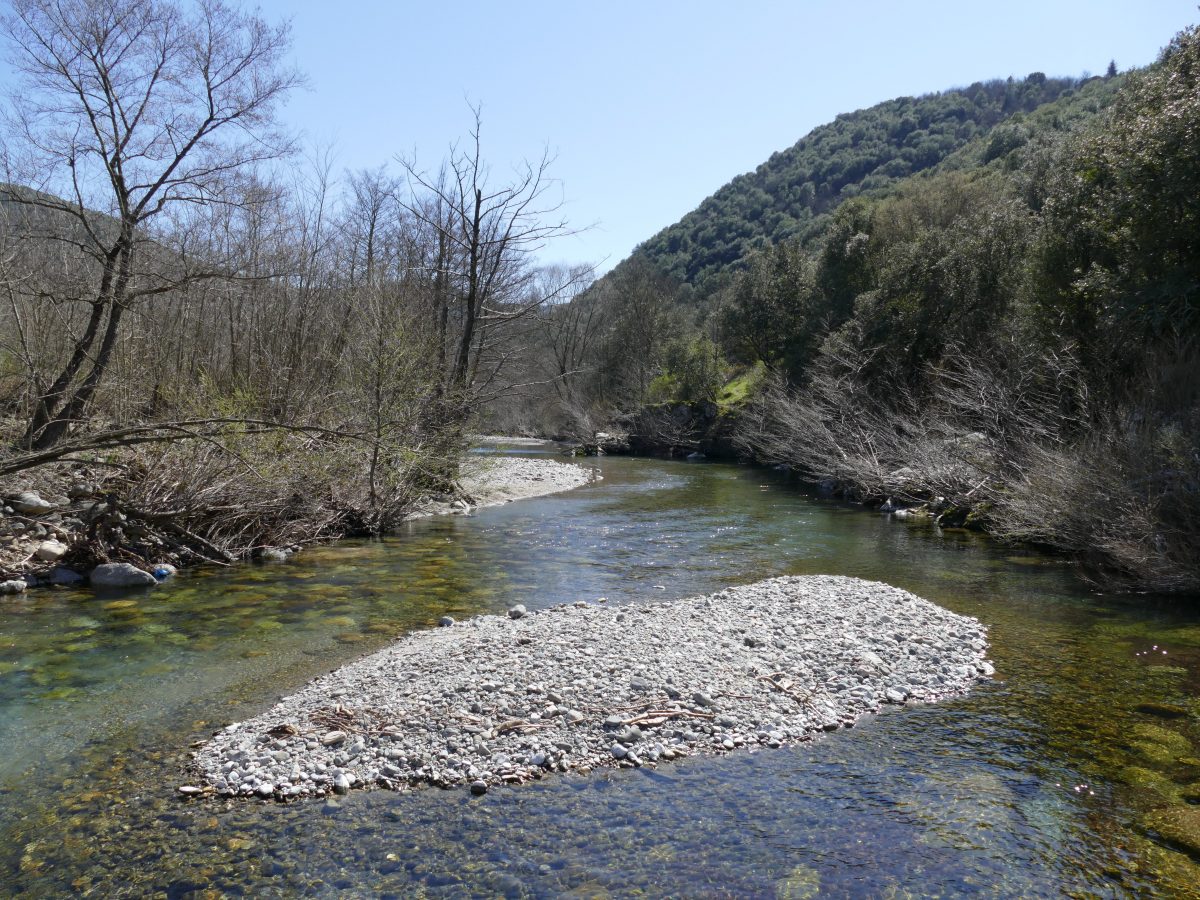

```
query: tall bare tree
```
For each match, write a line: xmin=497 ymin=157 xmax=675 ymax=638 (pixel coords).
xmin=398 ymin=109 xmax=575 ymax=416
xmin=1 ymin=0 xmax=300 ymax=449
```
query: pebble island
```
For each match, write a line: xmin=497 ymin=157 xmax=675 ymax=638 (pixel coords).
xmin=190 ymin=575 xmax=992 ymax=800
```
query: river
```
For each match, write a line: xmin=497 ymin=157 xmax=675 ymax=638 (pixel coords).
xmin=2 ymin=449 xmax=1200 ymax=896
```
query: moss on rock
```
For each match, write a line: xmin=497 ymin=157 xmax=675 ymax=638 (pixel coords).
xmin=1119 ymin=766 xmax=1182 ymax=802
xmin=1131 ymin=723 xmax=1193 ymax=756
xmin=1143 ymin=806 xmax=1200 ymax=859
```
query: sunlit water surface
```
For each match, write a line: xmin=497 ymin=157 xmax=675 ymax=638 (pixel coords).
xmin=2 ymin=450 xmax=1200 ymax=897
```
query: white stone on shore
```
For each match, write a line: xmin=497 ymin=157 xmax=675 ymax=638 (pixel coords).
xmin=10 ymin=491 xmax=53 ymax=515
xmin=192 ymin=575 xmax=991 ymax=801
xmin=35 ymin=539 xmax=69 ymax=562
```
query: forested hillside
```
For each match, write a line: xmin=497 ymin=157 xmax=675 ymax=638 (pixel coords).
xmin=618 ymin=71 xmax=1120 ymax=296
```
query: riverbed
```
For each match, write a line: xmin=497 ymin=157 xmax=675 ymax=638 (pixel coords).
xmin=2 ymin=448 xmax=1200 ymax=896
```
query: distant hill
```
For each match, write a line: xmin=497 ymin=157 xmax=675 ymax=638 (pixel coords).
xmin=611 ymin=72 xmax=1122 ymax=298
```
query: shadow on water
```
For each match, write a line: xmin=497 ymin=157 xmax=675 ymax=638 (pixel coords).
xmin=2 ymin=451 xmax=1200 ymax=896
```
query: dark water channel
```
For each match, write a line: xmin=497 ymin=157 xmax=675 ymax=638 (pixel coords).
xmin=3 ymin=450 xmax=1200 ymax=897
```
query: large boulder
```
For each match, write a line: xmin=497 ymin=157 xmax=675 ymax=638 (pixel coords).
xmin=89 ymin=562 xmax=157 ymax=589
xmin=0 ymin=580 xmax=28 ymax=595
xmin=49 ymin=566 xmax=85 ymax=586
xmin=67 ymin=482 xmax=99 ymax=500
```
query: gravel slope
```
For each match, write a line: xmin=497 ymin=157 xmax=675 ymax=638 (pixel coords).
xmin=188 ymin=575 xmax=991 ymax=800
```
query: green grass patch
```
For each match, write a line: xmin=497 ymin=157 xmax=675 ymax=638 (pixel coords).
xmin=717 ymin=361 xmax=767 ymax=411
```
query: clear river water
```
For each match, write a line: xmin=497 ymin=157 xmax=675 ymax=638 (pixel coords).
xmin=2 ymin=448 xmax=1200 ymax=897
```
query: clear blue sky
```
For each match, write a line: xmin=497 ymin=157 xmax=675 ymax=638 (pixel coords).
xmin=21 ymin=1 xmax=1200 ymax=272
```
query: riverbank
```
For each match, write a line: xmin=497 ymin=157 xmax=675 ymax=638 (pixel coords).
xmin=0 ymin=454 xmax=596 ymax=593
xmin=188 ymin=575 xmax=991 ymax=800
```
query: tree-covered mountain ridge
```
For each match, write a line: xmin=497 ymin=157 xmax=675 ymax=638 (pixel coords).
xmin=617 ymin=70 xmax=1122 ymax=295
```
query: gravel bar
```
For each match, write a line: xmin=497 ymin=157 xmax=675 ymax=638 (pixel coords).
xmin=187 ymin=575 xmax=992 ymax=800
xmin=402 ymin=456 xmax=600 ymax=521
xmin=459 ymin=456 xmax=599 ymax=507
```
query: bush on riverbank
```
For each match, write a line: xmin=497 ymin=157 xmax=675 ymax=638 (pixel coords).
xmin=739 ymin=338 xmax=1200 ymax=593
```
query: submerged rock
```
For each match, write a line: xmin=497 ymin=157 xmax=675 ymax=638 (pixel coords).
xmin=1143 ymin=806 xmax=1200 ymax=859
xmin=1132 ymin=723 xmax=1193 ymax=756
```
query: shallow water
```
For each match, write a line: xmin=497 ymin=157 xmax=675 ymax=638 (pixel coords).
xmin=3 ymin=451 xmax=1200 ymax=897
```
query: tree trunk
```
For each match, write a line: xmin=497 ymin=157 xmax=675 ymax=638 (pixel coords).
xmin=19 ymin=240 xmax=124 ymax=448
xmin=24 ymin=230 xmax=134 ymax=450
xmin=452 ymin=187 xmax=484 ymax=391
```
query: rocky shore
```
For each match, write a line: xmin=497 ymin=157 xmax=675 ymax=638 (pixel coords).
xmin=188 ymin=575 xmax=992 ymax=800
xmin=0 ymin=455 xmax=596 ymax=594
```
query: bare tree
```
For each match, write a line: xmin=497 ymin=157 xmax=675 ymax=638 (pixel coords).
xmin=529 ymin=264 xmax=602 ymax=433
xmin=397 ymin=108 xmax=576 ymax=416
xmin=1 ymin=0 xmax=300 ymax=449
